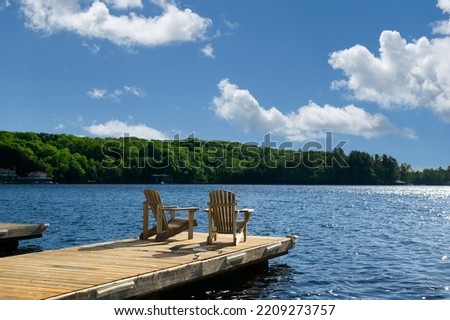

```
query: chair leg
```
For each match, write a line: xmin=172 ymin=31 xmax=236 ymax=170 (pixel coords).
xmin=207 ymin=231 xmax=216 ymax=245
xmin=234 ymin=232 xmax=244 ymax=246
xmin=142 ymin=202 xmax=149 ymax=240
xmin=188 ymin=209 xmax=195 ymax=239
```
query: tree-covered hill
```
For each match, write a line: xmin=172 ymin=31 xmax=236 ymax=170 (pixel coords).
xmin=0 ymin=130 xmax=449 ymax=185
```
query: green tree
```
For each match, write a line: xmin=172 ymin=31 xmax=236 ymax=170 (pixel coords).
xmin=347 ymin=151 xmax=377 ymax=184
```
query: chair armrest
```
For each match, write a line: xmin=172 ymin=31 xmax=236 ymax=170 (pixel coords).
xmin=238 ymin=208 xmax=254 ymax=222
xmin=166 ymin=207 xmax=200 ymax=219
xmin=163 ymin=205 xmax=178 ymax=208
xmin=172 ymin=207 xmax=200 ymax=211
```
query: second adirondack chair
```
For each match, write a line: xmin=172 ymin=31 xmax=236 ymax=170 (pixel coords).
xmin=206 ymin=189 xmax=254 ymax=246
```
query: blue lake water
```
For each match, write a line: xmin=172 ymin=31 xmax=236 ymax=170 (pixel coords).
xmin=1 ymin=184 xmax=449 ymax=300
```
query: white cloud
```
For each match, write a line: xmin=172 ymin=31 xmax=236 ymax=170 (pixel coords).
xmin=200 ymin=43 xmax=215 ymax=58
xmin=54 ymin=123 xmax=65 ymax=130
xmin=87 ymin=88 xmax=107 ymax=99
xmin=110 ymin=89 xmax=124 ymax=100
xmin=20 ymin=0 xmax=212 ymax=47
xmin=124 ymin=85 xmax=145 ymax=97
xmin=0 ymin=0 xmax=11 ymax=10
xmin=212 ymin=79 xmax=415 ymax=141
xmin=438 ymin=0 xmax=450 ymax=14
xmin=223 ymin=19 xmax=239 ymax=30
xmin=82 ymin=41 xmax=101 ymax=54
xmin=329 ymin=1 xmax=450 ymax=123
xmin=433 ymin=0 xmax=450 ymax=34
xmin=104 ymin=0 xmax=143 ymax=10
xmin=87 ymin=86 xmax=145 ymax=100
xmin=84 ymin=120 xmax=167 ymax=140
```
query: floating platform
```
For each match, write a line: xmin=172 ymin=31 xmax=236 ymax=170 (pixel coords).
xmin=0 ymin=223 xmax=49 ymax=253
xmin=0 ymin=232 xmax=297 ymax=300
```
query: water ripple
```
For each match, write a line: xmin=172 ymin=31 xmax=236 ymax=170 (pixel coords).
xmin=1 ymin=184 xmax=449 ymax=299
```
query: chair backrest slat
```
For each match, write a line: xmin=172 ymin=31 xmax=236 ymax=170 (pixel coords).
xmin=208 ymin=190 xmax=236 ymax=233
xmin=144 ymin=189 xmax=169 ymax=229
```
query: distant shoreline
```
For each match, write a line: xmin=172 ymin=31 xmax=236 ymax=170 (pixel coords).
xmin=1 ymin=130 xmax=449 ymax=185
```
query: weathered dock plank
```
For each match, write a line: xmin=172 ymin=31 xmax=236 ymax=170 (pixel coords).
xmin=0 ymin=223 xmax=49 ymax=241
xmin=0 ymin=222 xmax=49 ymax=254
xmin=0 ymin=232 xmax=297 ymax=300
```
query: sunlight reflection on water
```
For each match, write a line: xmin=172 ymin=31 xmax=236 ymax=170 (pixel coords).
xmin=1 ymin=184 xmax=449 ymax=299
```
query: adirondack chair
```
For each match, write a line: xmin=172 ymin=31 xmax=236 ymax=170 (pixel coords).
xmin=207 ymin=189 xmax=254 ymax=246
xmin=141 ymin=189 xmax=199 ymax=241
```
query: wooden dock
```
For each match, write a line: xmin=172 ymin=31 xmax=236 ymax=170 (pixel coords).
xmin=0 ymin=232 xmax=297 ymax=300
xmin=0 ymin=223 xmax=49 ymax=253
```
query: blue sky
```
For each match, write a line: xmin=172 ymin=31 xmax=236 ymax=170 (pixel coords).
xmin=1 ymin=0 xmax=450 ymax=169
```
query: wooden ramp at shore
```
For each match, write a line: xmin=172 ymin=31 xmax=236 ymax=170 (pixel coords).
xmin=0 ymin=232 xmax=297 ymax=300
xmin=0 ymin=223 xmax=49 ymax=252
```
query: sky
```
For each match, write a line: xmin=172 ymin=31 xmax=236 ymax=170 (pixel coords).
xmin=1 ymin=0 xmax=450 ymax=169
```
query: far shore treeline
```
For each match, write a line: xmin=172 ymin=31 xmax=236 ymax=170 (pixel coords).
xmin=0 ymin=130 xmax=449 ymax=185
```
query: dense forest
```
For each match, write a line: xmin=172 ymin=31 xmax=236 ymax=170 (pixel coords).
xmin=0 ymin=130 xmax=449 ymax=185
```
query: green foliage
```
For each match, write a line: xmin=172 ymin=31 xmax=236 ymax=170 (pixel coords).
xmin=0 ymin=130 xmax=448 ymax=185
